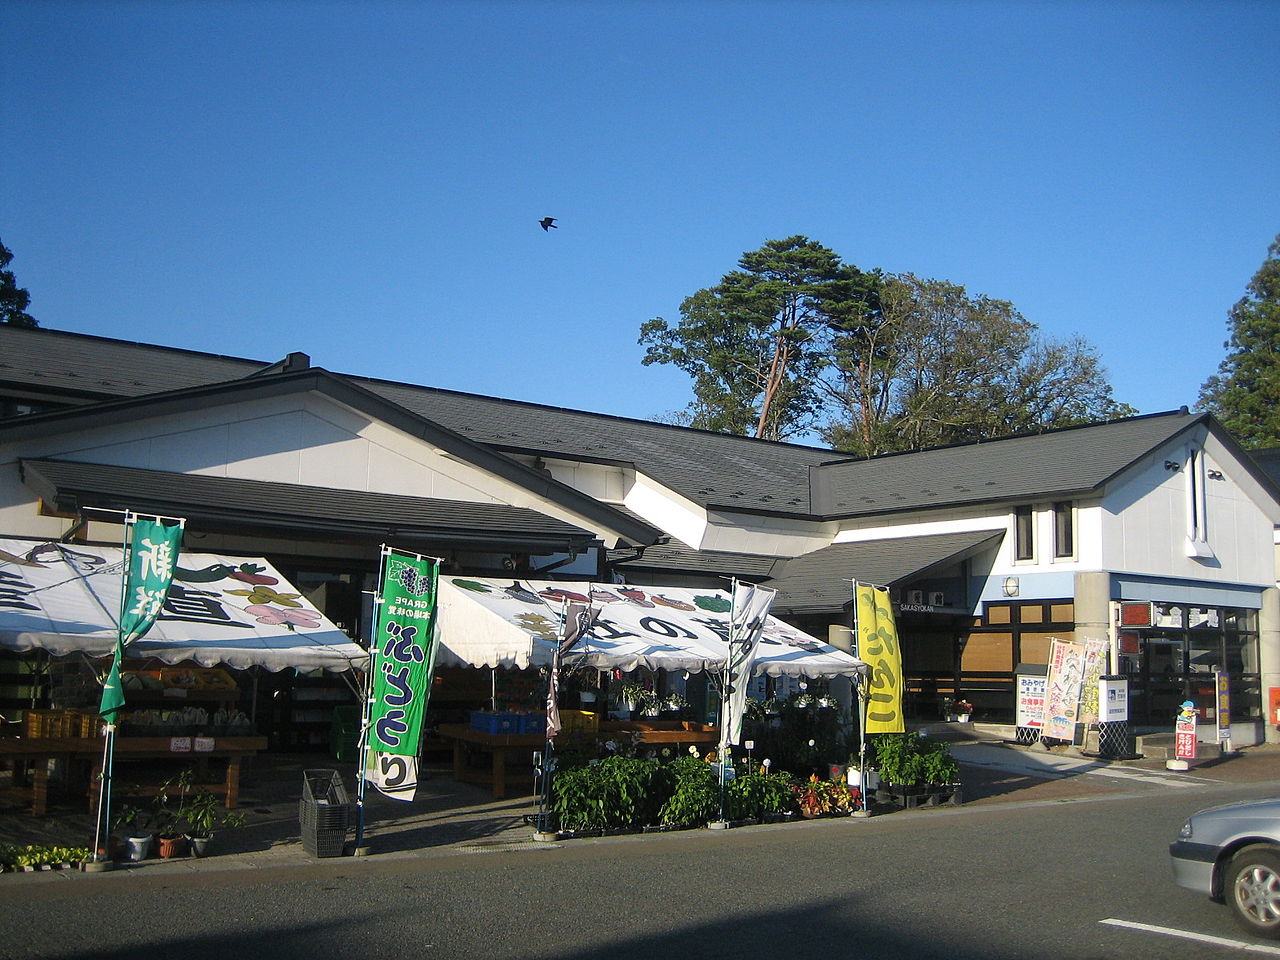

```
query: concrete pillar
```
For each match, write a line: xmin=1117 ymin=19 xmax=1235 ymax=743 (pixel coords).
xmin=1074 ymin=571 xmax=1111 ymax=646
xmin=827 ymin=624 xmax=855 ymax=720
xmin=1260 ymin=587 xmax=1280 ymax=745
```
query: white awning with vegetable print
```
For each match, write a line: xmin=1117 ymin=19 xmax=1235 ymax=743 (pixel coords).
xmin=0 ymin=538 xmax=366 ymax=673
xmin=437 ymin=577 xmax=866 ymax=679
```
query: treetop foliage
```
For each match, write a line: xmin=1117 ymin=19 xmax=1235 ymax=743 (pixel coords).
xmin=1198 ymin=233 xmax=1280 ymax=449
xmin=642 ymin=236 xmax=1131 ymax=453
xmin=1 ymin=239 xmax=38 ymax=329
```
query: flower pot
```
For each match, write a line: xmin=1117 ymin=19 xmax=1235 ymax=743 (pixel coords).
xmin=186 ymin=835 xmax=211 ymax=857
xmin=158 ymin=835 xmax=188 ymax=859
xmin=125 ymin=835 xmax=153 ymax=861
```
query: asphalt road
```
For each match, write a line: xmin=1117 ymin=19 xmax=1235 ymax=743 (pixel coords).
xmin=3 ymin=777 xmax=1279 ymax=960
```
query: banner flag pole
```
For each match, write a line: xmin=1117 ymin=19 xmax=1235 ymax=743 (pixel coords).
xmin=90 ymin=512 xmax=184 ymax=865
xmin=354 ymin=545 xmax=391 ymax=852
xmin=357 ymin=544 xmax=443 ymax=851
xmin=850 ymin=580 xmax=870 ymax=817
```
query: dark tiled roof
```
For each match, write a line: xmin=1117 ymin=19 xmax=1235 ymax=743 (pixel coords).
xmin=608 ymin=540 xmax=781 ymax=579
xmin=21 ymin=458 xmax=598 ymax=552
xmin=811 ymin=411 xmax=1204 ymax=517
xmin=0 ymin=325 xmax=832 ymax=516
xmin=0 ymin=325 xmax=263 ymax=402
xmin=0 ymin=327 xmax=1231 ymax=524
xmin=361 ymin=380 xmax=829 ymax=515
xmin=766 ymin=530 xmax=1004 ymax=615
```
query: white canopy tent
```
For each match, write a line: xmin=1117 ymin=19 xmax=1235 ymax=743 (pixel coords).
xmin=437 ymin=576 xmax=866 ymax=679
xmin=0 ymin=538 xmax=366 ymax=673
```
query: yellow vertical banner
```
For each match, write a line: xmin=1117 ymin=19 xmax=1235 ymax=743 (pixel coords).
xmin=856 ymin=583 xmax=905 ymax=733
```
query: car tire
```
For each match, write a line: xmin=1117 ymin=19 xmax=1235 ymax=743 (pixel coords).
xmin=1226 ymin=847 xmax=1280 ymax=939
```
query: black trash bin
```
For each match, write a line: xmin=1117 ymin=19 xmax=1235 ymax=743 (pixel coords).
xmin=299 ymin=768 xmax=351 ymax=857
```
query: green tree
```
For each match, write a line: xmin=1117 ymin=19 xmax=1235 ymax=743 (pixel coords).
xmin=1199 ymin=233 xmax=1280 ymax=448
xmin=818 ymin=274 xmax=1131 ymax=455
xmin=640 ymin=236 xmax=880 ymax=441
xmin=0 ymin=239 xmax=38 ymax=328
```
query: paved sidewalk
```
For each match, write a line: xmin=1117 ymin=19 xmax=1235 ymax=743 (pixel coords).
xmin=3 ymin=734 xmax=1276 ymax=879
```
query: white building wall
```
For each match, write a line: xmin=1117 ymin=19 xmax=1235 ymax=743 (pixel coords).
xmin=1101 ymin=431 xmax=1276 ymax=588
xmin=0 ymin=393 xmax=640 ymax=547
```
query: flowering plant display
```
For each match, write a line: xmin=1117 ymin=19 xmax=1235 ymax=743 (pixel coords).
xmin=945 ymin=698 xmax=973 ymax=716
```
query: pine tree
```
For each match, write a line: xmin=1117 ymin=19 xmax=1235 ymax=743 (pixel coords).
xmin=0 ymin=239 xmax=39 ymax=328
xmin=1199 ymin=234 xmax=1280 ymax=448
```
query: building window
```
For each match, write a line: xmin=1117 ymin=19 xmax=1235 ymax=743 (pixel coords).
xmin=1187 ymin=447 xmax=1207 ymax=545
xmin=1052 ymin=501 xmax=1074 ymax=559
xmin=1014 ymin=505 xmax=1034 ymax=561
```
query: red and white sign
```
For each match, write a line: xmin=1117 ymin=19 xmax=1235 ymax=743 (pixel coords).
xmin=1175 ymin=714 xmax=1197 ymax=760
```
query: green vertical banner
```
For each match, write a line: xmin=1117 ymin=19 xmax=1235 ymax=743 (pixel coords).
xmin=98 ymin=516 xmax=184 ymax=721
xmin=368 ymin=550 xmax=439 ymax=757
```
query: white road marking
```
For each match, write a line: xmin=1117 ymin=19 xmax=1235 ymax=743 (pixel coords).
xmin=1100 ymin=918 xmax=1280 ymax=954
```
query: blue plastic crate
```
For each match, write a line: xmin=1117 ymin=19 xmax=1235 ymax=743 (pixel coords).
xmin=519 ymin=714 xmax=547 ymax=735
xmin=469 ymin=711 xmax=517 ymax=735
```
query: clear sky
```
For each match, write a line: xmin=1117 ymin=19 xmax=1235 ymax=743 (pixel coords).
xmin=5 ymin=1 xmax=1277 ymax=438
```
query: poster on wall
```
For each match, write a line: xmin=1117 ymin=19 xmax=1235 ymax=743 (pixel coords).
xmin=1042 ymin=638 xmax=1087 ymax=741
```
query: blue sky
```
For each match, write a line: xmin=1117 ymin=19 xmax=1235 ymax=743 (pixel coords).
xmin=5 ymin=1 xmax=1277 ymax=438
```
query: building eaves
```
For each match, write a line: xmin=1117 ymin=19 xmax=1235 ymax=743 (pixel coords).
xmin=21 ymin=459 xmax=599 ymax=553
xmin=0 ymin=368 xmax=661 ymax=549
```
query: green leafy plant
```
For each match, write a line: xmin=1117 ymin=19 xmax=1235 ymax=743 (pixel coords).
xmin=658 ymin=757 xmax=718 ymax=827
xmin=549 ymin=756 xmax=672 ymax=832
xmin=0 ymin=844 xmax=92 ymax=869
xmin=180 ymin=787 xmax=247 ymax=839
xmin=869 ymin=732 xmax=959 ymax=786
xmin=724 ymin=770 xmax=794 ymax=820
xmin=113 ymin=803 xmax=153 ymax=837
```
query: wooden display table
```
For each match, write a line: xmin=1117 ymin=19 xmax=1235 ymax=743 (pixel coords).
xmin=0 ymin=735 xmax=268 ymax=816
xmin=436 ymin=721 xmax=721 ymax=800
xmin=436 ymin=723 xmax=546 ymax=800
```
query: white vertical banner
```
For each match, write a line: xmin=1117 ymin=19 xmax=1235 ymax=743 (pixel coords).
xmin=721 ymin=582 xmax=775 ymax=749
xmin=364 ymin=750 xmax=419 ymax=802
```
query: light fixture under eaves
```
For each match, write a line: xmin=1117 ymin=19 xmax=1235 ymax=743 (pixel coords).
xmin=1002 ymin=577 xmax=1020 ymax=598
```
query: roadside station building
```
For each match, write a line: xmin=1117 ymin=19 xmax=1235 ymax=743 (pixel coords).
xmin=2 ymin=325 xmax=1278 ymax=746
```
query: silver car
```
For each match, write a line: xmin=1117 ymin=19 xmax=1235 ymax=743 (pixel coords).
xmin=1170 ymin=797 xmax=1280 ymax=939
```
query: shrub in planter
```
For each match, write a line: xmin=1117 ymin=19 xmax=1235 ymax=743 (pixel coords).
xmin=724 ymin=771 xmax=795 ymax=821
xmin=658 ymin=757 xmax=718 ymax=827
xmin=868 ymin=732 xmax=959 ymax=787
xmin=550 ymin=756 xmax=672 ymax=832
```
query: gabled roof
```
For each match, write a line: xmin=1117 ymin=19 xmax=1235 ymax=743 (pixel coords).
xmin=4 ymin=327 xmax=1276 ymax=530
xmin=0 ymin=364 xmax=660 ymax=549
xmin=0 ymin=325 xmax=833 ymax=517
xmin=810 ymin=410 xmax=1207 ymax=518
xmin=20 ymin=459 xmax=599 ymax=553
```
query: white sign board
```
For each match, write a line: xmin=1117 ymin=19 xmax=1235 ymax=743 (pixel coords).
xmin=1016 ymin=674 xmax=1047 ymax=729
xmin=1098 ymin=677 xmax=1129 ymax=724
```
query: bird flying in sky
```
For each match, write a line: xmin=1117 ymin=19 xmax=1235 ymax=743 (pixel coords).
xmin=539 ymin=217 xmax=557 ymax=231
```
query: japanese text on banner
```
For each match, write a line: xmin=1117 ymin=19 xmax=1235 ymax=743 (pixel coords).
xmin=856 ymin=584 xmax=904 ymax=734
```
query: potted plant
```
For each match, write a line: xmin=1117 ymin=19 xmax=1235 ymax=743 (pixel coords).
xmin=180 ymin=786 xmax=246 ymax=857
xmin=945 ymin=698 xmax=974 ymax=722
xmin=152 ymin=772 xmax=190 ymax=859
xmin=616 ymin=681 xmax=655 ymax=718
xmin=660 ymin=692 xmax=689 ymax=719
xmin=113 ymin=804 xmax=153 ymax=861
